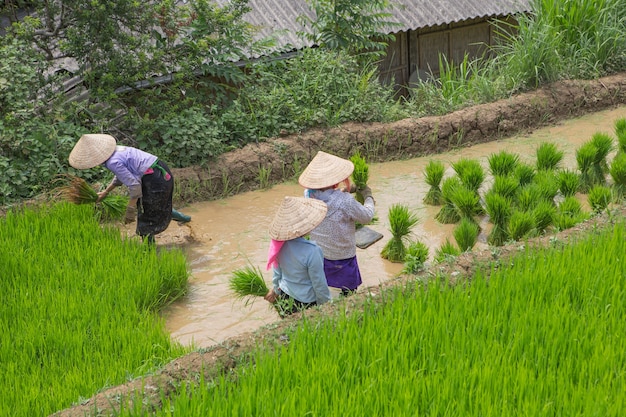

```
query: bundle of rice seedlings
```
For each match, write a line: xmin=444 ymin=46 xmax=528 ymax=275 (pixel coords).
xmin=452 ymin=158 xmax=484 ymax=193
xmin=558 ymin=169 xmax=580 ymax=198
xmin=515 ymin=183 xmax=542 ymax=211
xmin=576 ymin=142 xmax=597 ymax=192
xmin=587 ymin=185 xmax=612 ymax=213
xmin=350 ymin=152 xmax=369 ymax=203
xmin=490 ymin=175 xmax=519 ymax=199
xmin=508 ymin=210 xmax=535 ymax=241
xmin=532 ymin=170 xmax=559 ymax=204
xmin=488 ymin=150 xmax=520 ymax=177
xmin=609 ymin=152 xmax=626 ymax=199
xmin=435 ymin=176 xmax=462 ymax=224
xmin=434 ymin=239 xmax=461 ymax=263
xmin=422 ymin=160 xmax=445 ymax=206
xmin=453 ymin=217 xmax=479 ymax=252
xmin=615 ymin=118 xmax=626 ymax=153
xmin=532 ymin=200 xmax=556 ymax=234
xmin=590 ymin=132 xmax=613 ymax=184
xmin=554 ymin=197 xmax=589 ymax=230
xmin=535 ymin=142 xmax=564 ymax=171
xmin=57 ymin=175 xmax=127 ymax=221
xmin=381 ymin=204 xmax=419 ymax=263
xmin=229 ymin=265 xmax=269 ymax=306
xmin=484 ymin=191 xmax=511 ymax=246
xmin=514 ymin=162 xmax=536 ymax=186
xmin=449 ymin=185 xmax=481 ymax=224
xmin=402 ymin=241 xmax=430 ymax=274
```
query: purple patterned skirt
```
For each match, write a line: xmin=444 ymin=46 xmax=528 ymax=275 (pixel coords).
xmin=324 ymin=256 xmax=362 ymax=291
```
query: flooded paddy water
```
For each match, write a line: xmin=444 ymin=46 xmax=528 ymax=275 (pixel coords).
xmin=160 ymin=106 xmax=626 ymax=348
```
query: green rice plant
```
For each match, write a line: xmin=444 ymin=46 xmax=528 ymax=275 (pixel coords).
xmin=229 ymin=265 xmax=270 ymax=306
xmin=558 ymin=169 xmax=580 ymax=198
xmin=609 ymin=152 xmax=626 ymax=199
xmin=513 ymin=162 xmax=536 ymax=186
xmin=484 ymin=191 xmax=511 ymax=247
xmin=532 ymin=200 xmax=556 ymax=234
xmin=490 ymin=175 xmax=519 ymax=199
xmin=532 ymin=170 xmax=559 ymax=203
xmin=422 ymin=160 xmax=445 ymax=206
xmin=554 ymin=196 xmax=589 ymax=231
xmin=449 ymin=185 xmax=481 ymax=224
xmin=590 ymin=132 xmax=614 ymax=183
xmin=587 ymin=185 xmax=613 ymax=213
xmin=453 ymin=217 xmax=479 ymax=252
xmin=381 ymin=204 xmax=419 ymax=263
xmin=615 ymin=118 xmax=626 ymax=153
xmin=351 ymin=152 xmax=369 ymax=203
xmin=57 ymin=175 xmax=128 ymax=221
xmin=515 ymin=183 xmax=542 ymax=211
xmin=452 ymin=158 xmax=485 ymax=193
xmin=434 ymin=238 xmax=461 ymax=263
xmin=576 ymin=141 xmax=597 ymax=192
xmin=402 ymin=241 xmax=430 ymax=274
xmin=488 ymin=150 xmax=520 ymax=176
xmin=507 ymin=210 xmax=535 ymax=241
xmin=435 ymin=176 xmax=462 ymax=224
xmin=535 ymin=142 xmax=564 ymax=171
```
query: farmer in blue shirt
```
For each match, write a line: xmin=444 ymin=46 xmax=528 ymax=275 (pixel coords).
xmin=264 ymin=196 xmax=331 ymax=316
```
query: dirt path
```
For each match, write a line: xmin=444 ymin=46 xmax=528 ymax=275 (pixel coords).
xmin=52 ymin=73 xmax=626 ymax=416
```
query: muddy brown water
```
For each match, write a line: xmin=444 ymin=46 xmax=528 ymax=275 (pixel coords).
xmin=159 ymin=106 xmax=626 ymax=348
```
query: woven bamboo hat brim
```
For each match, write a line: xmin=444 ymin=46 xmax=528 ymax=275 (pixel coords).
xmin=298 ymin=151 xmax=354 ymax=189
xmin=269 ymin=196 xmax=328 ymax=241
xmin=69 ymin=134 xmax=117 ymax=169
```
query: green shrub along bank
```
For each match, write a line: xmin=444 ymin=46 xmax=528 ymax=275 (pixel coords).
xmin=1 ymin=0 xmax=626 ymax=205
xmin=116 ymin=222 xmax=626 ymax=416
xmin=0 ymin=203 xmax=191 ymax=416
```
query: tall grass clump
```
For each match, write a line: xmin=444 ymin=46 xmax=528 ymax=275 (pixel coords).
xmin=615 ymin=117 xmax=626 ymax=153
xmin=535 ymin=142 xmax=564 ymax=171
xmin=554 ymin=196 xmax=589 ymax=230
xmin=381 ymin=204 xmax=419 ymax=263
xmin=490 ymin=175 xmax=519 ymax=199
xmin=514 ymin=162 xmax=536 ymax=186
xmin=350 ymin=152 xmax=370 ymax=204
xmin=402 ymin=241 xmax=430 ymax=274
xmin=508 ymin=210 xmax=535 ymax=241
xmin=453 ymin=217 xmax=480 ymax=252
xmin=0 ymin=203 xmax=189 ymax=416
xmin=452 ymin=158 xmax=485 ymax=194
xmin=532 ymin=200 xmax=556 ymax=234
xmin=229 ymin=265 xmax=270 ymax=306
xmin=515 ymin=183 xmax=542 ymax=211
xmin=588 ymin=185 xmax=613 ymax=213
xmin=125 ymin=223 xmax=626 ymax=416
xmin=558 ymin=169 xmax=580 ymax=198
xmin=609 ymin=151 xmax=626 ymax=199
xmin=590 ymin=132 xmax=614 ymax=184
xmin=484 ymin=191 xmax=512 ymax=246
xmin=422 ymin=160 xmax=445 ymax=205
xmin=435 ymin=176 xmax=462 ymax=224
xmin=576 ymin=141 xmax=597 ymax=192
xmin=488 ymin=150 xmax=520 ymax=176
xmin=434 ymin=238 xmax=461 ymax=263
xmin=532 ymin=170 xmax=559 ymax=203
xmin=449 ymin=185 xmax=482 ymax=225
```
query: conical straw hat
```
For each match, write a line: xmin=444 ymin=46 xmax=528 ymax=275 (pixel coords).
xmin=68 ymin=134 xmax=117 ymax=169
xmin=298 ymin=151 xmax=354 ymax=189
xmin=269 ymin=196 xmax=328 ymax=241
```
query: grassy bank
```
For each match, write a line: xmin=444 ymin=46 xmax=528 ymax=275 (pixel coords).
xmin=0 ymin=203 xmax=190 ymax=416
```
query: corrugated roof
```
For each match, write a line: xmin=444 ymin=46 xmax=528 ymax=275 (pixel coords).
xmin=217 ymin=0 xmax=533 ymax=56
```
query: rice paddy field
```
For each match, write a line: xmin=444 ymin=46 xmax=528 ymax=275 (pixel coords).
xmin=0 ymin=203 xmax=190 ymax=416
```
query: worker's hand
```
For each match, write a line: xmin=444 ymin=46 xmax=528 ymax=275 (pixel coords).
xmin=358 ymin=185 xmax=374 ymax=202
xmin=264 ymin=289 xmax=278 ymax=304
xmin=96 ymin=191 xmax=107 ymax=203
xmin=124 ymin=206 xmax=137 ymax=224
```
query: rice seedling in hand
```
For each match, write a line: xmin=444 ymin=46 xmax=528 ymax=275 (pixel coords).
xmin=576 ymin=141 xmax=597 ymax=192
xmin=434 ymin=238 xmax=461 ymax=263
xmin=558 ymin=169 xmax=580 ymax=198
xmin=57 ymin=175 xmax=127 ymax=221
xmin=514 ymin=162 xmax=536 ymax=186
xmin=488 ymin=150 xmax=520 ymax=176
xmin=507 ymin=210 xmax=535 ymax=241
xmin=422 ymin=160 xmax=445 ymax=206
xmin=587 ymin=185 xmax=612 ymax=213
xmin=229 ymin=265 xmax=269 ymax=306
xmin=351 ymin=152 xmax=369 ymax=203
xmin=532 ymin=170 xmax=559 ymax=203
xmin=515 ymin=183 xmax=542 ymax=211
xmin=381 ymin=204 xmax=419 ymax=263
xmin=449 ymin=185 xmax=482 ymax=225
xmin=490 ymin=175 xmax=519 ymax=199
xmin=484 ymin=191 xmax=512 ymax=246
xmin=609 ymin=152 xmax=626 ymax=199
xmin=615 ymin=117 xmax=626 ymax=153
xmin=453 ymin=217 xmax=480 ymax=252
xmin=554 ymin=196 xmax=589 ymax=230
xmin=532 ymin=200 xmax=556 ymax=234
xmin=590 ymin=132 xmax=613 ymax=185
xmin=435 ymin=176 xmax=462 ymax=224
xmin=535 ymin=142 xmax=564 ymax=171
xmin=452 ymin=158 xmax=485 ymax=193
xmin=402 ymin=241 xmax=429 ymax=274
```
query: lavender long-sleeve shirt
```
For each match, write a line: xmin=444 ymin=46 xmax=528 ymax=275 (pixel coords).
xmin=104 ymin=146 xmax=157 ymax=199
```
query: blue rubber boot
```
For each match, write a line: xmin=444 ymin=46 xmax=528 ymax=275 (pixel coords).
xmin=172 ymin=209 xmax=191 ymax=223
